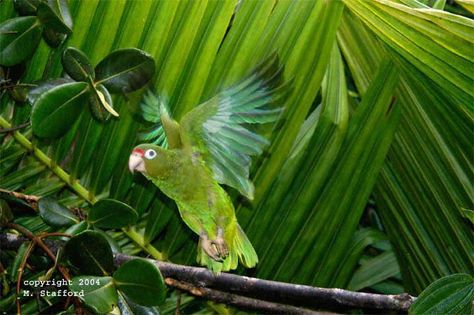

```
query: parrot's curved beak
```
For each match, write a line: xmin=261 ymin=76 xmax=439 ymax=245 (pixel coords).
xmin=128 ymin=150 xmax=145 ymax=173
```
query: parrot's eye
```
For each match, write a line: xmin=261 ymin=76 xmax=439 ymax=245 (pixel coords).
xmin=144 ymin=149 xmax=157 ymax=160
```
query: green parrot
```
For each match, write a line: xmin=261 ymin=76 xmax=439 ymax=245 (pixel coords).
xmin=128 ymin=56 xmax=286 ymax=273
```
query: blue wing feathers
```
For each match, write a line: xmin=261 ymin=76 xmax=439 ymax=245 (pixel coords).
xmin=139 ymin=91 xmax=169 ymax=148
xmin=201 ymin=55 xmax=285 ymax=199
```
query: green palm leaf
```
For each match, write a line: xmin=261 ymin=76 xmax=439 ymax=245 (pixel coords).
xmin=1 ymin=1 xmax=472 ymax=312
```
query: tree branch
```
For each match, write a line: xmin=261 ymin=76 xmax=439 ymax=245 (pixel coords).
xmin=1 ymin=233 xmax=415 ymax=313
xmin=164 ymin=278 xmax=327 ymax=315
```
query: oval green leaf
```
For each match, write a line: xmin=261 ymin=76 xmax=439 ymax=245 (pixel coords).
xmin=94 ymin=228 xmax=122 ymax=254
xmin=88 ymin=199 xmax=138 ymax=229
xmin=31 ymin=81 xmax=89 ymax=138
xmin=89 ymin=84 xmax=115 ymax=121
xmin=42 ymin=27 xmax=67 ymax=47
xmin=27 ymin=78 xmax=73 ymax=104
xmin=37 ymin=0 xmax=72 ymax=34
xmin=410 ymin=273 xmax=474 ymax=315
xmin=94 ymin=48 xmax=155 ymax=93
xmin=69 ymin=276 xmax=118 ymax=314
xmin=13 ymin=0 xmax=41 ymax=16
xmin=62 ymin=47 xmax=94 ymax=82
xmin=64 ymin=230 xmax=114 ymax=276
xmin=38 ymin=197 xmax=79 ymax=227
xmin=113 ymin=258 xmax=166 ymax=306
xmin=0 ymin=16 xmax=42 ymax=66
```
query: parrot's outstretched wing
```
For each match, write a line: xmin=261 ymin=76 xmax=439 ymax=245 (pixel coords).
xmin=180 ymin=55 xmax=287 ymax=200
xmin=139 ymin=92 xmax=182 ymax=149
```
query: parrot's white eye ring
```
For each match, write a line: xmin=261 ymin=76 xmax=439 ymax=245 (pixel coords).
xmin=144 ymin=149 xmax=157 ymax=160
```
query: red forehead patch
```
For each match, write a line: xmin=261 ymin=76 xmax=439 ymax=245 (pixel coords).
xmin=133 ymin=148 xmax=145 ymax=156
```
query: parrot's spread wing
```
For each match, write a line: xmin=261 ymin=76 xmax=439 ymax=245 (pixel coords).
xmin=139 ymin=92 xmax=182 ymax=149
xmin=180 ymin=55 xmax=287 ymax=200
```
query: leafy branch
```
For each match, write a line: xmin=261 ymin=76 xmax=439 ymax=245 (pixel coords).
xmin=1 ymin=232 xmax=415 ymax=313
xmin=0 ymin=117 xmax=163 ymax=260
xmin=3 ymin=223 xmax=80 ymax=314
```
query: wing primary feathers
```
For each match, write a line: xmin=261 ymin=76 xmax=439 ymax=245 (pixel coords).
xmin=180 ymin=53 xmax=288 ymax=198
xmin=232 ymin=108 xmax=284 ymax=124
xmin=138 ymin=90 xmax=170 ymax=148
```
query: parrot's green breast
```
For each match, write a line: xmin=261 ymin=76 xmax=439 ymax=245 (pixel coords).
xmin=142 ymin=148 xmax=235 ymax=234
xmin=143 ymin=149 xmax=207 ymax=203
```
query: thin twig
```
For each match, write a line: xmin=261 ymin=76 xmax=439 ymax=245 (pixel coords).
xmin=0 ymin=188 xmax=39 ymax=203
xmin=1 ymin=83 xmax=36 ymax=89
xmin=39 ymin=232 xmax=72 ymax=239
xmin=175 ymin=290 xmax=181 ymax=315
xmin=0 ymin=122 xmax=30 ymax=134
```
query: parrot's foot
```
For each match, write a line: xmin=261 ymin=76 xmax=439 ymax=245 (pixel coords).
xmin=200 ymin=228 xmax=229 ymax=261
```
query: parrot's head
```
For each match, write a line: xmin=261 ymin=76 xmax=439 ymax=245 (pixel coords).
xmin=128 ymin=144 xmax=169 ymax=176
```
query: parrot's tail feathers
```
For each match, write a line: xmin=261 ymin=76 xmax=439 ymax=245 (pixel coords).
xmin=234 ymin=224 xmax=258 ymax=268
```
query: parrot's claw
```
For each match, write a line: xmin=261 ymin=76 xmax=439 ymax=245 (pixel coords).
xmin=215 ymin=227 xmax=229 ymax=257
xmin=201 ymin=237 xmax=222 ymax=261
xmin=200 ymin=230 xmax=229 ymax=261
xmin=213 ymin=237 xmax=229 ymax=258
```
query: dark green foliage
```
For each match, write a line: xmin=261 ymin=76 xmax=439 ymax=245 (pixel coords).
xmin=38 ymin=196 xmax=79 ymax=227
xmin=13 ymin=0 xmax=41 ymax=16
xmin=0 ymin=0 xmax=73 ymax=66
xmin=113 ymin=258 xmax=166 ymax=306
xmin=30 ymin=46 xmax=155 ymax=136
xmin=69 ymin=276 xmax=118 ymax=314
xmin=42 ymin=27 xmax=66 ymax=47
xmin=64 ymin=231 xmax=114 ymax=276
xmin=31 ymin=81 xmax=89 ymax=138
xmin=88 ymin=199 xmax=138 ymax=229
xmin=94 ymin=228 xmax=122 ymax=254
xmin=37 ymin=0 xmax=72 ymax=34
xmin=0 ymin=17 xmax=42 ymax=66
xmin=94 ymin=48 xmax=156 ymax=94
xmin=67 ymin=258 xmax=167 ymax=313
xmin=27 ymin=78 xmax=73 ymax=104
xmin=62 ymin=47 xmax=95 ymax=81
